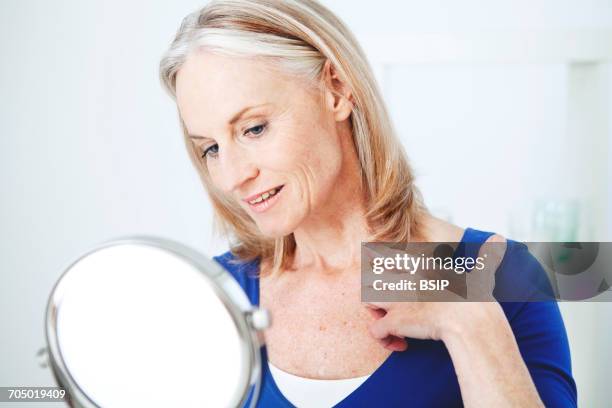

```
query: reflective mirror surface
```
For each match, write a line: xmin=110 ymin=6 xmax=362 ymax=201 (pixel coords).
xmin=46 ymin=238 xmax=264 ymax=408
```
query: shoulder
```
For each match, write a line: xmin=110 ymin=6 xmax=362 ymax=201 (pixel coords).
xmin=495 ymin=239 xmax=560 ymax=306
xmin=212 ymin=250 xmax=260 ymax=305
xmin=495 ymin=239 xmax=567 ymax=332
xmin=418 ymin=214 xmax=466 ymax=242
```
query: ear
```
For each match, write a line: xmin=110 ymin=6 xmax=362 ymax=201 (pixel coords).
xmin=322 ymin=59 xmax=354 ymax=122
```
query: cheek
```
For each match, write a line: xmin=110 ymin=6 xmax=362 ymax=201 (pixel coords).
xmin=266 ymin=94 xmax=342 ymax=178
xmin=257 ymin=98 xmax=343 ymax=195
xmin=275 ymin=130 xmax=343 ymax=196
xmin=203 ymin=159 xmax=229 ymax=194
xmin=309 ymin=145 xmax=343 ymax=195
xmin=203 ymin=161 xmax=219 ymax=184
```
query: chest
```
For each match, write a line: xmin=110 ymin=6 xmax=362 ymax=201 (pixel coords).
xmin=259 ymin=271 xmax=392 ymax=379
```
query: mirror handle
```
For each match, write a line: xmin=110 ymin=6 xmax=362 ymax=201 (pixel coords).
xmin=247 ymin=308 xmax=271 ymax=331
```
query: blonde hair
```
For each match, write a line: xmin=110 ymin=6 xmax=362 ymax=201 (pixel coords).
xmin=159 ymin=0 xmax=428 ymax=275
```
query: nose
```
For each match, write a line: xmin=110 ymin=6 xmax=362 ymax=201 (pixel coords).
xmin=216 ymin=143 xmax=259 ymax=194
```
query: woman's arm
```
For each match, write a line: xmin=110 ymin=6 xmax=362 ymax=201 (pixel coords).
xmin=365 ymin=235 xmax=576 ymax=407
xmin=440 ymin=302 xmax=543 ymax=407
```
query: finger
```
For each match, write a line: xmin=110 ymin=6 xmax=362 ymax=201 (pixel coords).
xmin=369 ymin=314 xmax=401 ymax=340
xmin=363 ymin=301 xmax=393 ymax=310
xmin=365 ymin=306 xmax=387 ymax=320
xmin=381 ymin=335 xmax=408 ymax=352
xmin=478 ymin=234 xmax=507 ymax=272
xmin=467 ymin=234 xmax=507 ymax=300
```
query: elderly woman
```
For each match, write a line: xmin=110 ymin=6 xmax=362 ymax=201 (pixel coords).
xmin=159 ymin=0 xmax=576 ymax=407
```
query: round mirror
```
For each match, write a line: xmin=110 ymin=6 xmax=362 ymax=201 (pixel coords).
xmin=45 ymin=237 xmax=268 ymax=408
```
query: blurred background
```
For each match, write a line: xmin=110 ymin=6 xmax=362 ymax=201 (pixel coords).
xmin=1 ymin=0 xmax=610 ymax=406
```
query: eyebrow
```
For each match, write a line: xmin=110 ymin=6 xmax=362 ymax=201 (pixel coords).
xmin=187 ymin=103 xmax=271 ymax=140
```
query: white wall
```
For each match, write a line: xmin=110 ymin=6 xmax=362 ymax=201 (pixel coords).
xmin=1 ymin=1 xmax=610 ymax=406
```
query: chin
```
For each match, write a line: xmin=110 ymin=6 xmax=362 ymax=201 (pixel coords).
xmin=255 ymin=217 xmax=300 ymax=239
xmin=257 ymin=224 xmax=291 ymax=239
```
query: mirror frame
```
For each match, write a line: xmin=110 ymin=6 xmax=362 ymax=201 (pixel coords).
xmin=45 ymin=236 xmax=265 ymax=408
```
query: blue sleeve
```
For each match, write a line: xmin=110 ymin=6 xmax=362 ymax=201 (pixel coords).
xmin=501 ymin=243 xmax=578 ymax=407
xmin=213 ymin=250 xmax=260 ymax=306
xmin=510 ymin=301 xmax=577 ymax=407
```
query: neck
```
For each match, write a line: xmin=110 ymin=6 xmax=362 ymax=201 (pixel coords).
xmin=291 ymin=205 xmax=370 ymax=274
xmin=290 ymin=132 xmax=370 ymax=275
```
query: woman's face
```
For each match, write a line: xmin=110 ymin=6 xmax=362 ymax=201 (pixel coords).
xmin=175 ymin=51 xmax=352 ymax=238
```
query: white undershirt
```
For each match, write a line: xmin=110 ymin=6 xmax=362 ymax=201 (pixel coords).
xmin=268 ymin=361 xmax=371 ymax=408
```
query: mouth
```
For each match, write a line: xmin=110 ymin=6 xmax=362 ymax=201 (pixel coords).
xmin=243 ymin=185 xmax=284 ymax=213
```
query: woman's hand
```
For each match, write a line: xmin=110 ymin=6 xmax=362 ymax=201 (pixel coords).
xmin=365 ymin=299 xmax=508 ymax=351
xmin=363 ymin=234 xmax=545 ymax=407
xmin=364 ymin=234 xmax=507 ymax=350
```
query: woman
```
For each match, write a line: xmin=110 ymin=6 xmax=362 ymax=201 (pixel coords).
xmin=159 ymin=0 xmax=577 ymax=406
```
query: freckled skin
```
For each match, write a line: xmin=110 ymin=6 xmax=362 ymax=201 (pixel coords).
xmin=258 ymin=262 xmax=394 ymax=379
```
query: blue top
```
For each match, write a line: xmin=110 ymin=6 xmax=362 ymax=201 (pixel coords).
xmin=213 ymin=227 xmax=577 ymax=407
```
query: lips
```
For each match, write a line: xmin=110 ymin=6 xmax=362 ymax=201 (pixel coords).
xmin=244 ymin=185 xmax=284 ymax=214
xmin=242 ymin=185 xmax=284 ymax=204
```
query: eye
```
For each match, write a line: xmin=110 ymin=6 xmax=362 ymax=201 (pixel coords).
xmin=201 ymin=144 xmax=219 ymax=159
xmin=244 ymin=123 xmax=267 ymax=136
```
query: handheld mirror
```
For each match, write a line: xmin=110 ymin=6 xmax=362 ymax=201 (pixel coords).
xmin=45 ymin=237 xmax=269 ymax=408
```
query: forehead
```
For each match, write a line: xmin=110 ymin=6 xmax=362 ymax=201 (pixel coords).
xmin=175 ymin=51 xmax=295 ymax=131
